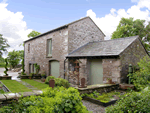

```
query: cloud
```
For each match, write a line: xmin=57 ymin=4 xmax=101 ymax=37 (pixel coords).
xmin=0 ymin=1 xmax=32 ymax=56
xmin=86 ymin=0 xmax=150 ymax=40
xmin=131 ymin=0 xmax=139 ymax=3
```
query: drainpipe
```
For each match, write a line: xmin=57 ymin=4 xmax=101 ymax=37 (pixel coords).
xmin=64 ymin=58 xmax=67 ymax=79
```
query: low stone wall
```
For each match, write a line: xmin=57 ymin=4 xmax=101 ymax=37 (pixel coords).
xmin=0 ymin=90 xmax=43 ymax=106
xmin=76 ymin=84 xmax=119 ymax=94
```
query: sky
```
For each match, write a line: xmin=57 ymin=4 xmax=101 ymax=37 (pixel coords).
xmin=0 ymin=0 xmax=150 ymax=56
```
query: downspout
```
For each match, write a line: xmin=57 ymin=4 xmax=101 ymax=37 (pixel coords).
xmin=64 ymin=58 xmax=67 ymax=79
xmin=23 ymin=42 xmax=25 ymax=73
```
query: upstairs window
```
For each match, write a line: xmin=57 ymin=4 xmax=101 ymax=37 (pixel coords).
xmin=28 ymin=44 xmax=30 ymax=53
xmin=47 ymin=39 xmax=52 ymax=56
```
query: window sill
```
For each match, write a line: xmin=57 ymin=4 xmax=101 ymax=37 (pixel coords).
xmin=46 ymin=55 xmax=52 ymax=58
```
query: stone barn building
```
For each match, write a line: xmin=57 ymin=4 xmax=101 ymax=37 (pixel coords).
xmin=66 ymin=36 xmax=149 ymax=84
xmin=24 ymin=16 xmax=149 ymax=85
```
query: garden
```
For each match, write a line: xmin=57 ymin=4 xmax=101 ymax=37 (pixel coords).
xmin=0 ymin=55 xmax=150 ymax=112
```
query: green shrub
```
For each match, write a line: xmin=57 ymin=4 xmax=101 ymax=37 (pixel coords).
xmin=55 ymin=78 xmax=70 ymax=88
xmin=21 ymin=57 xmax=25 ymax=75
xmin=45 ymin=76 xmax=56 ymax=84
xmin=106 ymin=88 xmax=150 ymax=113
xmin=4 ymin=58 xmax=8 ymax=76
xmin=128 ymin=56 xmax=150 ymax=90
xmin=0 ymin=87 xmax=89 ymax=113
xmin=45 ymin=76 xmax=70 ymax=88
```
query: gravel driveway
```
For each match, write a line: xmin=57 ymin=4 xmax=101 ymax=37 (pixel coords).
xmin=82 ymin=100 xmax=106 ymax=113
xmin=0 ymin=68 xmax=19 ymax=80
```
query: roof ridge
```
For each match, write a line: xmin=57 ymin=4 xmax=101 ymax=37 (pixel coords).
xmin=90 ymin=35 xmax=139 ymax=43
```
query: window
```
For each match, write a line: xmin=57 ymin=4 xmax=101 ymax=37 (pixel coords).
xmin=47 ymin=39 xmax=52 ymax=56
xmin=28 ymin=44 xmax=30 ymax=53
xmin=29 ymin=63 xmax=36 ymax=74
xmin=29 ymin=64 xmax=33 ymax=73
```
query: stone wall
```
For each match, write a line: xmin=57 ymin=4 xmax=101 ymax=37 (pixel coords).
xmin=120 ymin=38 xmax=149 ymax=83
xmin=102 ymin=58 xmax=121 ymax=83
xmin=24 ymin=27 xmax=68 ymax=77
xmin=24 ymin=17 xmax=105 ymax=80
xmin=68 ymin=17 xmax=105 ymax=53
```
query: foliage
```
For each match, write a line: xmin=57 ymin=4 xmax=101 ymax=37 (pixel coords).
xmin=0 ymin=57 xmax=5 ymax=63
xmin=21 ymin=57 xmax=25 ymax=75
xmin=128 ymin=56 xmax=150 ymax=90
xmin=7 ymin=50 xmax=20 ymax=68
xmin=45 ymin=76 xmax=70 ymax=88
xmin=4 ymin=58 xmax=8 ymax=76
xmin=106 ymin=88 xmax=150 ymax=113
xmin=27 ymin=30 xmax=41 ymax=38
xmin=55 ymin=78 xmax=70 ymax=88
xmin=45 ymin=76 xmax=56 ymax=84
xmin=34 ymin=63 xmax=40 ymax=75
xmin=81 ymin=91 xmax=121 ymax=103
xmin=18 ymin=50 xmax=24 ymax=59
xmin=0 ymin=87 xmax=89 ymax=113
xmin=29 ymin=73 xmax=34 ymax=77
xmin=0 ymin=57 xmax=6 ymax=67
xmin=0 ymin=34 xmax=10 ymax=57
xmin=111 ymin=17 xmax=150 ymax=51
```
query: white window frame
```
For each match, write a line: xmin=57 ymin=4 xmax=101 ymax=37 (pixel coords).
xmin=47 ymin=39 xmax=52 ymax=57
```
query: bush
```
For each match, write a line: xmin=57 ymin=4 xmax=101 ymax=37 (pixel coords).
xmin=55 ymin=78 xmax=70 ymax=88
xmin=4 ymin=58 xmax=8 ymax=76
xmin=45 ymin=76 xmax=70 ymax=88
xmin=128 ymin=56 xmax=150 ymax=90
xmin=45 ymin=76 xmax=56 ymax=84
xmin=0 ymin=87 xmax=89 ymax=113
xmin=21 ymin=57 xmax=25 ymax=75
xmin=106 ymin=88 xmax=150 ymax=113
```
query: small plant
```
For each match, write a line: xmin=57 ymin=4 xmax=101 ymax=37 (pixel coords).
xmin=41 ymin=71 xmax=46 ymax=78
xmin=29 ymin=73 xmax=33 ymax=79
xmin=29 ymin=73 xmax=34 ymax=77
xmin=34 ymin=63 xmax=40 ymax=75
xmin=4 ymin=58 xmax=8 ymax=76
xmin=107 ymin=78 xmax=112 ymax=80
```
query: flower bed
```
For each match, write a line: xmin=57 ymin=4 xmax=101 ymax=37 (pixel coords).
xmin=81 ymin=90 xmax=126 ymax=107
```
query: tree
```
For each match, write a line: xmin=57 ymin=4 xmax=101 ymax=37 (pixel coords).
xmin=27 ymin=30 xmax=41 ymax=38
xmin=19 ymin=30 xmax=41 ymax=47
xmin=18 ymin=50 xmax=24 ymax=59
xmin=7 ymin=50 xmax=20 ymax=68
xmin=111 ymin=17 xmax=150 ymax=51
xmin=0 ymin=34 xmax=10 ymax=57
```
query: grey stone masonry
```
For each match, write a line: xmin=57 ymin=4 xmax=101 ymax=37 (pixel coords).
xmin=24 ymin=17 xmax=105 ymax=78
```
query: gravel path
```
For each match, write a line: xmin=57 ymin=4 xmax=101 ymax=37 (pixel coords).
xmin=0 ymin=68 xmax=20 ymax=80
xmin=82 ymin=100 xmax=106 ymax=113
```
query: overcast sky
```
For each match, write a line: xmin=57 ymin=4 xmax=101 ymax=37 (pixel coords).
xmin=0 ymin=0 xmax=150 ymax=57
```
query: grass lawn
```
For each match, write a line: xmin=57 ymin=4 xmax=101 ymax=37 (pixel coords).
xmin=0 ymin=80 xmax=32 ymax=93
xmin=22 ymin=79 xmax=49 ymax=90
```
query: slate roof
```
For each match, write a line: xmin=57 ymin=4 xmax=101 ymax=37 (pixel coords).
xmin=67 ymin=36 xmax=139 ymax=58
